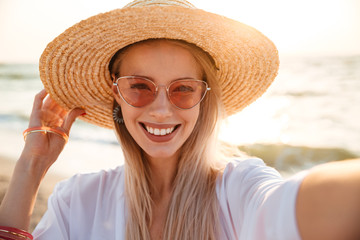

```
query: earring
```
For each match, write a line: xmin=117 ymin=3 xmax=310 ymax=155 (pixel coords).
xmin=113 ymin=105 xmax=124 ymax=124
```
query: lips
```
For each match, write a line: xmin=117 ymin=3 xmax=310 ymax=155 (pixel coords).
xmin=140 ymin=122 xmax=180 ymax=142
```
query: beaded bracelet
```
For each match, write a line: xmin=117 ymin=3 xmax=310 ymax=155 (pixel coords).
xmin=23 ymin=126 xmax=69 ymax=143
xmin=0 ymin=226 xmax=33 ymax=240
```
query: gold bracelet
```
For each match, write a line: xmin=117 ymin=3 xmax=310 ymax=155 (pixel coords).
xmin=23 ymin=126 xmax=69 ymax=143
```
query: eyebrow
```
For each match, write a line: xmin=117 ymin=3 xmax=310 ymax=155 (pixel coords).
xmin=127 ymin=74 xmax=198 ymax=82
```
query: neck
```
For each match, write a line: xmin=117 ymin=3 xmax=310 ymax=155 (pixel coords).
xmin=147 ymin=154 xmax=179 ymax=199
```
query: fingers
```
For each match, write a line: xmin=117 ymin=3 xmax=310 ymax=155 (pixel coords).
xmin=62 ymin=108 xmax=86 ymax=132
xmin=32 ymin=89 xmax=48 ymax=111
xmin=42 ymin=96 xmax=68 ymax=120
xmin=30 ymin=89 xmax=86 ymax=136
xmin=29 ymin=90 xmax=48 ymax=127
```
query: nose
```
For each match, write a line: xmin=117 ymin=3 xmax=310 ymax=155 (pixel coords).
xmin=148 ymin=86 xmax=173 ymax=120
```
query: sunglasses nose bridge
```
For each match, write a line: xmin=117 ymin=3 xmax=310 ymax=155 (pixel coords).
xmin=148 ymin=84 xmax=174 ymax=118
xmin=155 ymin=84 xmax=171 ymax=99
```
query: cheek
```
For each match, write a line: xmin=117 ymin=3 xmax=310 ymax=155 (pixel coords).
xmin=184 ymin=107 xmax=200 ymax=129
xmin=119 ymin=101 xmax=136 ymax=123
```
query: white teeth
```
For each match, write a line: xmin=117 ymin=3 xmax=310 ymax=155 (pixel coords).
xmin=146 ymin=126 xmax=154 ymax=134
xmin=144 ymin=125 xmax=175 ymax=136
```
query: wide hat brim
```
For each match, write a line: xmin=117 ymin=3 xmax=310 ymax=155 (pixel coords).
xmin=39 ymin=5 xmax=279 ymax=129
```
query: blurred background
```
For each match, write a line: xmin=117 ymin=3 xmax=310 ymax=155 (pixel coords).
xmin=1 ymin=0 xmax=359 ymax=177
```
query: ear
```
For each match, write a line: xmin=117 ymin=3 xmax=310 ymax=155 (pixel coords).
xmin=112 ymin=84 xmax=118 ymax=95
xmin=111 ymin=74 xmax=118 ymax=94
xmin=112 ymin=82 xmax=123 ymax=105
xmin=111 ymin=73 xmax=116 ymax=81
xmin=113 ymin=95 xmax=123 ymax=109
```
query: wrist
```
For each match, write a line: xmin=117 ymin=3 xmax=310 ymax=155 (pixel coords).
xmin=0 ymin=226 xmax=33 ymax=240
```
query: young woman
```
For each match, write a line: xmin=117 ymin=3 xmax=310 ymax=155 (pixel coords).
xmin=1 ymin=0 xmax=359 ymax=239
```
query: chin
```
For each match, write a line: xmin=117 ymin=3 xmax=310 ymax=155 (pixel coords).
xmin=144 ymin=148 xmax=179 ymax=160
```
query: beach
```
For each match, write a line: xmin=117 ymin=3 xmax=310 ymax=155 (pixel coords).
xmin=1 ymin=55 xmax=360 ymax=231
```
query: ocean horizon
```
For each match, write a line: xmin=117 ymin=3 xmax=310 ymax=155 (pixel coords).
xmin=1 ymin=55 xmax=359 ymax=177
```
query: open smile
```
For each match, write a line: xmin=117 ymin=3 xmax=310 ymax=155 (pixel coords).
xmin=139 ymin=122 xmax=181 ymax=141
xmin=145 ymin=125 xmax=175 ymax=135
xmin=140 ymin=123 xmax=180 ymax=135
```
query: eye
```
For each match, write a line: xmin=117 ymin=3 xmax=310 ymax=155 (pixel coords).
xmin=173 ymin=84 xmax=194 ymax=92
xmin=130 ymin=83 xmax=151 ymax=90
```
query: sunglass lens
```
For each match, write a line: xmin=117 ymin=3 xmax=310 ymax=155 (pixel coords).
xmin=169 ymin=80 xmax=207 ymax=109
xmin=118 ymin=77 xmax=156 ymax=107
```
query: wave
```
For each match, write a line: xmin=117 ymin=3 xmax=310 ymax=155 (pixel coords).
xmin=238 ymin=144 xmax=359 ymax=174
xmin=0 ymin=113 xmax=29 ymax=123
xmin=0 ymin=73 xmax=39 ymax=80
xmin=271 ymin=90 xmax=327 ymax=97
xmin=0 ymin=64 xmax=39 ymax=80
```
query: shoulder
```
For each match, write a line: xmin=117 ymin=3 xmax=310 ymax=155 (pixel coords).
xmin=216 ymin=158 xmax=308 ymax=240
xmin=216 ymin=158 xmax=282 ymax=217
xmin=219 ymin=157 xmax=281 ymax=186
xmin=217 ymin=157 xmax=306 ymax=202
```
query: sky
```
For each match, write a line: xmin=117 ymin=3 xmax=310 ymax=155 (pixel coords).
xmin=0 ymin=0 xmax=360 ymax=63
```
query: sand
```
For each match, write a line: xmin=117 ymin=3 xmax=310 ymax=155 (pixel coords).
xmin=0 ymin=155 xmax=67 ymax=232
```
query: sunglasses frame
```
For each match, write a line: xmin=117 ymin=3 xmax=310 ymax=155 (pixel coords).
xmin=113 ymin=76 xmax=211 ymax=109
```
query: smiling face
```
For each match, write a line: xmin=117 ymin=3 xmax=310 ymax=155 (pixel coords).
xmin=112 ymin=40 xmax=203 ymax=161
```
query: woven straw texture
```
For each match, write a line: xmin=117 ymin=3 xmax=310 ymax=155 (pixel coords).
xmin=39 ymin=0 xmax=279 ymax=129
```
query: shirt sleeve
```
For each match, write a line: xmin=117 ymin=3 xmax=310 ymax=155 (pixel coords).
xmin=32 ymin=167 xmax=126 ymax=240
xmin=32 ymin=178 xmax=73 ymax=240
xmin=217 ymin=158 xmax=308 ymax=240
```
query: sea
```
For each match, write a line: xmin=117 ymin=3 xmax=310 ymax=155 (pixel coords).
xmin=0 ymin=55 xmax=359 ymax=177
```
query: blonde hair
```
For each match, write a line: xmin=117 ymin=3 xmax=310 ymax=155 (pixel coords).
xmin=110 ymin=39 xmax=226 ymax=239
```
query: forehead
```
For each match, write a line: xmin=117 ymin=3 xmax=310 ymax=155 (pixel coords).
xmin=118 ymin=40 xmax=203 ymax=81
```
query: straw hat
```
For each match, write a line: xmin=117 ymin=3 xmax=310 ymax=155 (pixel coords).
xmin=39 ymin=0 xmax=279 ymax=129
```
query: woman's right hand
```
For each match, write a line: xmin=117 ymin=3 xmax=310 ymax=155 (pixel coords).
xmin=20 ymin=89 xmax=85 ymax=175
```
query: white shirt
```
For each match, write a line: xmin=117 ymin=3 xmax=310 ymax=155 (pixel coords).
xmin=33 ymin=158 xmax=307 ymax=239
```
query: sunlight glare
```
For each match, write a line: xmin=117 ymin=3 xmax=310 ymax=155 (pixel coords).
xmin=219 ymin=95 xmax=291 ymax=145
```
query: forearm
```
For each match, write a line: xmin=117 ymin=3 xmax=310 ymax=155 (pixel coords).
xmin=0 ymin=155 xmax=47 ymax=230
xmin=0 ymin=90 xmax=83 ymax=231
xmin=297 ymin=159 xmax=360 ymax=240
